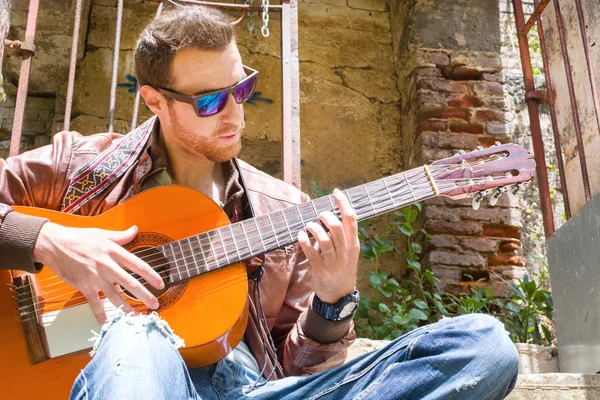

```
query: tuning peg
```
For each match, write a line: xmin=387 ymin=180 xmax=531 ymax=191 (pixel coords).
xmin=473 ymin=146 xmax=484 ymax=152
xmin=512 ymin=183 xmax=523 ymax=195
xmin=489 ymin=187 xmax=505 ymax=206
xmin=495 ymin=141 xmax=502 ymax=147
xmin=506 ymin=183 xmax=523 ymax=202
xmin=454 ymin=150 xmax=466 ymax=156
xmin=472 ymin=191 xmax=485 ymax=211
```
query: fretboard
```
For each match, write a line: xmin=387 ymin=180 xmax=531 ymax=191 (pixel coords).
xmin=158 ymin=167 xmax=437 ymax=283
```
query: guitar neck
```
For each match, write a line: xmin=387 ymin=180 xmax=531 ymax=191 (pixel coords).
xmin=158 ymin=167 xmax=437 ymax=283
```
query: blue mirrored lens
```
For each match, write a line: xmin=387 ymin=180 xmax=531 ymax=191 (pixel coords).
xmin=234 ymin=75 xmax=257 ymax=103
xmin=196 ymin=92 xmax=228 ymax=116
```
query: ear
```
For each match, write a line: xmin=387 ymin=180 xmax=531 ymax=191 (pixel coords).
xmin=140 ymin=85 xmax=168 ymax=116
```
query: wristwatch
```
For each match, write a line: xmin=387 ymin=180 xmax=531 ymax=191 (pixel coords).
xmin=312 ymin=288 xmax=360 ymax=321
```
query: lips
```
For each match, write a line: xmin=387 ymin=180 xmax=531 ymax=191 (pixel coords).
xmin=219 ymin=132 xmax=238 ymax=140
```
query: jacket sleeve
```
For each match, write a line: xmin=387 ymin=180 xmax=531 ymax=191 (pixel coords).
xmin=0 ymin=132 xmax=75 ymax=273
xmin=272 ymin=193 xmax=356 ymax=377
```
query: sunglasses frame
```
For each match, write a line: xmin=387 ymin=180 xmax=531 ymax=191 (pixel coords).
xmin=157 ymin=65 xmax=259 ymax=118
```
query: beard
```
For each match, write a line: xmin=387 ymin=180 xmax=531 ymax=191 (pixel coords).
xmin=167 ymin=106 xmax=243 ymax=163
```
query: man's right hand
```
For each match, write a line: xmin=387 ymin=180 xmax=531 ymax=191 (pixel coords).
xmin=33 ymin=222 xmax=165 ymax=324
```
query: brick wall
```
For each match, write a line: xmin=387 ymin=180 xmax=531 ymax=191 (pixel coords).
xmin=399 ymin=49 xmax=524 ymax=296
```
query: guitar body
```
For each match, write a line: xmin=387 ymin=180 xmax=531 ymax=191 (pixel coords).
xmin=1 ymin=186 xmax=248 ymax=400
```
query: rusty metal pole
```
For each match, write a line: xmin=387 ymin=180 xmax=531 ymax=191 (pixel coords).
xmin=553 ymin=0 xmax=592 ymax=203
xmin=520 ymin=0 xmax=550 ymax=37
xmin=131 ymin=2 xmax=164 ymax=131
xmin=9 ymin=0 xmax=40 ymax=157
xmin=281 ymin=0 xmax=301 ymax=189
xmin=63 ymin=0 xmax=84 ymax=132
xmin=108 ymin=0 xmax=124 ymax=133
xmin=534 ymin=0 xmax=571 ymax=220
xmin=0 ymin=0 xmax=11 ymax=103
xmin=513 ymin=0 xmax=555 ymax=237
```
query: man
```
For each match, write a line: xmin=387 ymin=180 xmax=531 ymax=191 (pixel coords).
xmin=0 ymin=5 xmax=518 ymax=399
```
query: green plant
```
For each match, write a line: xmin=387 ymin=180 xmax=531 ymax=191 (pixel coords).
xmin=496 ymin=273 xmax=554 ymax=346
xmin=445 ymin=276 xmax=498 ymax=316
xmin=355 ymin=203 xmax=451 ymax=339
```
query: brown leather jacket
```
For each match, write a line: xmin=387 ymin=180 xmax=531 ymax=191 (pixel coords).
xmin=0 ymin=117 xmax=355 ymax=378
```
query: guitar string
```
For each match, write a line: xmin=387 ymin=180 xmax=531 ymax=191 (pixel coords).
xmin=15 ymin=165 xmax=446 ymax=292
xmin=17 ymin=175 xmax=516 ymax=321
xmin=14 ymin=162 xmax=506 ymax=301
xmin=14 ymin=164 xmax=511 ymax=304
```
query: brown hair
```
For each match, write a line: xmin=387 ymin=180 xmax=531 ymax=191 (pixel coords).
xmin=134 ymin=5 xmax=234 ymax=90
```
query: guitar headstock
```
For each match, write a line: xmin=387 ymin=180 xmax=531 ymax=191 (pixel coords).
xmin=429 ymin=143 xmax=536 ymax=209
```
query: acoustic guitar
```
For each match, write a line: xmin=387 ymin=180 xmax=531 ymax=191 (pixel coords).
xmin=0 ymin=143 xmax=535 ymax=399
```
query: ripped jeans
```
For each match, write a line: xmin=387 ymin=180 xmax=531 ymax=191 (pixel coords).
xmin=69 ymin=313 xmax=518 ymax=400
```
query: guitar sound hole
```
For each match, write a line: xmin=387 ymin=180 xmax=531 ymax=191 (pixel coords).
xmin=124 ymin=246 xmax=171 ymax=299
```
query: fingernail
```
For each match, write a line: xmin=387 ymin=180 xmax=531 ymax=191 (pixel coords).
xmin=298 ymin=230 xmax=307 ymax=241
xmin=151 ymin=300 xmax=160 ymax=309
xmin=158 ymin=280 xmax=165 ymax=290
xmin=333 ymin=188 xmax=341 ymax=195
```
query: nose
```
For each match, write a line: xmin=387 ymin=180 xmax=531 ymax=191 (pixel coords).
xmin=220 ymin=93 xmax=245 ymax=126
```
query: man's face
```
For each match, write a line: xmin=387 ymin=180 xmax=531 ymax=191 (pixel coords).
xmin=161 ymin=41 xmax=246 ymax=163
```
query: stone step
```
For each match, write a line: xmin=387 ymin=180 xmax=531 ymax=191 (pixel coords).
xmin=507 ymin=373 xmax=600 ymax=399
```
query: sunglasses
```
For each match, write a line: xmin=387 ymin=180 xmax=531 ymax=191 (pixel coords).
xmin=157 ymin=65 xmax=259 ymax=118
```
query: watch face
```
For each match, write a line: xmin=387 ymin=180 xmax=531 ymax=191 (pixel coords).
xmin=339 ymin=302 xmax=358 ymax=319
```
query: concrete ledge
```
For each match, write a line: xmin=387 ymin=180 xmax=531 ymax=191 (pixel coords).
xmin=507 ymin=374 xmax=600 ymax=399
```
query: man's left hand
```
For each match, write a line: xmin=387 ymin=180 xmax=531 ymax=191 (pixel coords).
xmin=298 ymin=188 xmax=360 ymax=304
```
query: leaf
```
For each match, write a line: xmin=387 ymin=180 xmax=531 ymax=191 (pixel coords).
xmin=378 ymin=303 xmax=391 ymax=314
xmin=407 ymin=260 xmax=421 ymax=270
xmin=414 ymin=299 xmax=428 ymax=309
xmin=379 ymin=286 xmax=393 ymax=298
xmin=420 ymin=229 xmax=433 ymax=240
xmin=399 ymin=223 xmax=414 ymax=237
xmin=368 ymin=271 xmax=387 ymax=287
xmin=409 ymin=308 xmax=428 ymax=321
xmin=404 ymin=208 xmax=418 ymax=224
xmin=415 ymin=202 xmax=422 ymax=211
xmin=542 ymin=325 xmax=552 ymax=345
xmin=411 ymin=242 xmax=423 ymax=254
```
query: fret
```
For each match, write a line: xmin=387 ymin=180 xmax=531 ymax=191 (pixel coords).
xmin=196 ymin=235 xmax=208 ymax=272
xmin=403 ymin=173 xmax=417 ymax=202
xmin=229 ymin=225 xmax=242 ymax=261
xmin=310 ymin=200 xmax=320 ymax=219
xmin=169 ymin=243 xmax=182 ymax=282
xmin=232 ymin=223 xmax=251 ymax=259
xmin=240 ymin=222 xmax=253 ymax=256
xmin=295 ymin=206 xmax=306 ymax=226
xmin=208 ymin=233 xmax=219 ymax=269
xmin=266 ymin=213 xmax=280 ymax=248
xmin=186 ymin=238 xmax=200 ymax=276
xmin=382 ymin=177 xmax=397 ymax=208
xmin=177 ymin=241 xmax=190 ymax=280
xmin=363 ymin=184 xmax=377 ymax=213
xmin=216 ymin=229 xmax=230 ymax=265
xmin=254 ymin=219 xmax=267 ymax=253
xmin=281 ymin=209 xmax=294 ymax=242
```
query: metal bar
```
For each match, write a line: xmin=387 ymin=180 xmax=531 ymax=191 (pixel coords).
xmin=108 ymin=0 xmax=124 ymax=133
xmin=520 ymin=0 xmax=551 ymax=36
xmin=553 ymin=0 xmax=591 ymax=202
xmin=513 ymin=0 xmax=555 ymax=237
xmin=174 ymin=0 xmax=282 ymax=12
xmin=131 ymin=2 xmax=164 ymax=131
xmin=64 ymin=0 xmax=84 ymax=132
xmin=574 ymin=0 xmax=600 ymax=145
xmin=9 ymin=0 xmax=40 ymax=157
xmin=534 ymin=0 xmax=571 ymax=220
xmin=281 ymin=0 xmax=301 ymax=189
